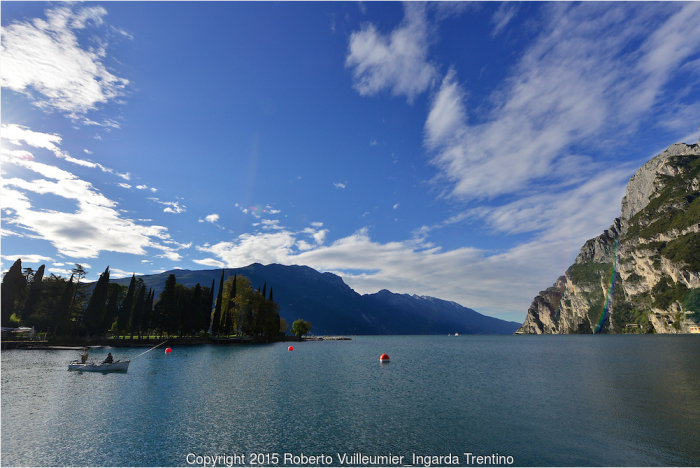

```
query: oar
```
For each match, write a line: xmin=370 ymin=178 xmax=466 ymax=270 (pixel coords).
xmin=130 ymin=341 xmax=168 ymax=361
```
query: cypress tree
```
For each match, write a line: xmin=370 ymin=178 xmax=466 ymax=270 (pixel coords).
xmin=130 ymin=282 xmax=147 ymax=338
xmin=212 ymin=269 xmax=225 ymax=335
xmin=117 ymin=274 xmax=136 ymax=334
xmin=1 ymin=259 xmax=26 ymax=326
xmin=154 ymin=274 xmax=177 ymax=336
xmin=101 ymin=285 xmax=121 ymax=336
xmin=143 ymin=289 xmax=154 ymax=336
xmin=52 ymin=275 xmax=74 ymax=336
xmin=205 ymin=278 xmax=215 ymax=332
xmin=83 ymin=267 xmax=110 ymax=336
xmin=191 ymin=283 xmax=203 ymax=334
xmin=262 ymin=282 xmax=266 ymax=298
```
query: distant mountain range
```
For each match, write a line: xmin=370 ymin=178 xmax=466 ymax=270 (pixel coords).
xmin=108 ymin=263 xmax=520 ymax=335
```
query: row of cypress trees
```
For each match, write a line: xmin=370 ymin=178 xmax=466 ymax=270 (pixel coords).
xmin=2 ymin=259 xmax=281 ymax=340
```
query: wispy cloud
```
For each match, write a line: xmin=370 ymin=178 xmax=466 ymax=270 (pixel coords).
xmin=2 ymin=142 xmax=183 ymax=260
xmin=1 ymin=4 xmax=129 ymax=118
xmin=193 ymin=258 xmax=225 ymax=268
xmin=346 ymin=2 xmax=437 ymax=102
xmin=334 ymin=182 xmax=346 ymax=189
xmin=491 ymin=3 xmax=518 ymax=37
xmin=425 ymin=2 xmax=700 ymax=201
xmin=110 ymin=267 xmax=143 ymax=279
xmin=2 ymin=254 xmax=54 ymax=265
xmin=2 ymin=124 xmax=128 ymax=176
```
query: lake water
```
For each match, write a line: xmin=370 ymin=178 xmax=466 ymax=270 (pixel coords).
xmin=2 ymin=335 xmax=699 ymax=467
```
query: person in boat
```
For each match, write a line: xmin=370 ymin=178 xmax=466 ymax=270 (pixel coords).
xmin=102 ymin=352 xmax=113 ymax=364
xmin=80 ymin=348 xmax=89 ymax=363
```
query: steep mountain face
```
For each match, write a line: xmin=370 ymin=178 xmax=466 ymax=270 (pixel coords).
xmin=518 ymin=140 xmax=700 ymax=334
xmin=111 ymin=263 xmax=520 ymax=335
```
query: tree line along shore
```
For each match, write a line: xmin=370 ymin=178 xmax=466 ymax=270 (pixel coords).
xmin=1 ymin=259 xmax=314 ymax=345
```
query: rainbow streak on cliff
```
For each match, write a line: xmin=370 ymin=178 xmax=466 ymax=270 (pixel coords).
xmin=596 ymin=239 xmax=619 ymax=333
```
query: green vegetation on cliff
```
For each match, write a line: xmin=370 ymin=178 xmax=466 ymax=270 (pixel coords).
xmin=626 ymin=154 xmax=700 ymax=240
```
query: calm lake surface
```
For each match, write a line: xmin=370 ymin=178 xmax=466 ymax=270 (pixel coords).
xmin=2 ymin=335 xmax=699 ymax=467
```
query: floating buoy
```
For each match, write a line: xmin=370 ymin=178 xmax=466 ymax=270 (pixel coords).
xmin=165 ymin=347 xmax=172 ymax=354
xmin=288 ymin=346 xmax=294 ymax=351
xmin=380 ymin=353 xmax=390 ymax=363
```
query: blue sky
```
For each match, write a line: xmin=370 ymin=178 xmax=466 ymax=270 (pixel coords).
xmin=2 ymin=2 xmax=700 ymax=323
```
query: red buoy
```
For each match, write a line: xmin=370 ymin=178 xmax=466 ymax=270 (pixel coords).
xmin=380 ymin=353 xmax=390 ymax=362
xmin=288 ymin=346 xmax=294 ymax=351
xmin=165 ymin=347 xmax=172 ymax=354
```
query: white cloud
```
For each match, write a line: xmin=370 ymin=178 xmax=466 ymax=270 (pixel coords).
xmin=311 ymin=222 xmax=324 ymax=228
xmin=192 ymin=258 xmax=225 ymax=268
xmin=118 ymin=183 xmax=131 ymax=189
xmin=2 ymin=254 xmax=54 ymax=264
xmin=491 ymin=3 xmax=518 ymax=37
xmin=393 ymin=203 xmax=400 ymax=210
xmin=424 ymin=3 xmax=700 ymax=201
xmin=334 ymin=182 xmax=346 ymax=189
xmin=149 ymin=198 xmax=186 ymax=214
xmin=2 ymin=146 xmax=184 ymax=260
xmin=346 ymin=2 xmax=437 ymax=102
xmin=82 ymin=118 xmax=121 ymax=129
xmin=2 ymin=124 xmax=129 ymax=176
xmin=109 ymin=268 xmax=142 ymax=279
xmin=48 ymin=267 xmax=72 ymax=277
xmin=195 ymin=226 xmax=576 ymax=319
xmin=260 ymin=219 xmax=283 ymax=230
xmin=1 ymin=4 xmax=129 ymax=118
xmin=204 ymin=214 xmax=220 ymax=223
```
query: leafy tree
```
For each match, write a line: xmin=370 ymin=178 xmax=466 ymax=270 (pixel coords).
xmin=2 ymin=259 xmax=27 ymax=327
xmin=291 ymin=319 xmax=311 ymax=339
xmin=280 ymin=317 xmax=289 ymax=334
xmin=23 ymin=267 xmax=35 ymax=282
xmin=220 ymin=274 xmax=237 ymax=336
xmin=70 ymin=264 xmax=88 ymax=324
xmin=26 ymin=272 xmax=64 ymax=331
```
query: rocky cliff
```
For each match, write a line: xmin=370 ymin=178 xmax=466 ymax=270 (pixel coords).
xmin=517 ymin=139 xmax=700 ymax=334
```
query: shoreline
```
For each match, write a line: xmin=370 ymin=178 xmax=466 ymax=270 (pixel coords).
xmin=1 ymin=335 xmax=352 ymax=350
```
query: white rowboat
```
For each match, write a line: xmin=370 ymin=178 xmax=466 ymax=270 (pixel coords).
xmin=68 ymin=360 xmax=130 ymax=372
